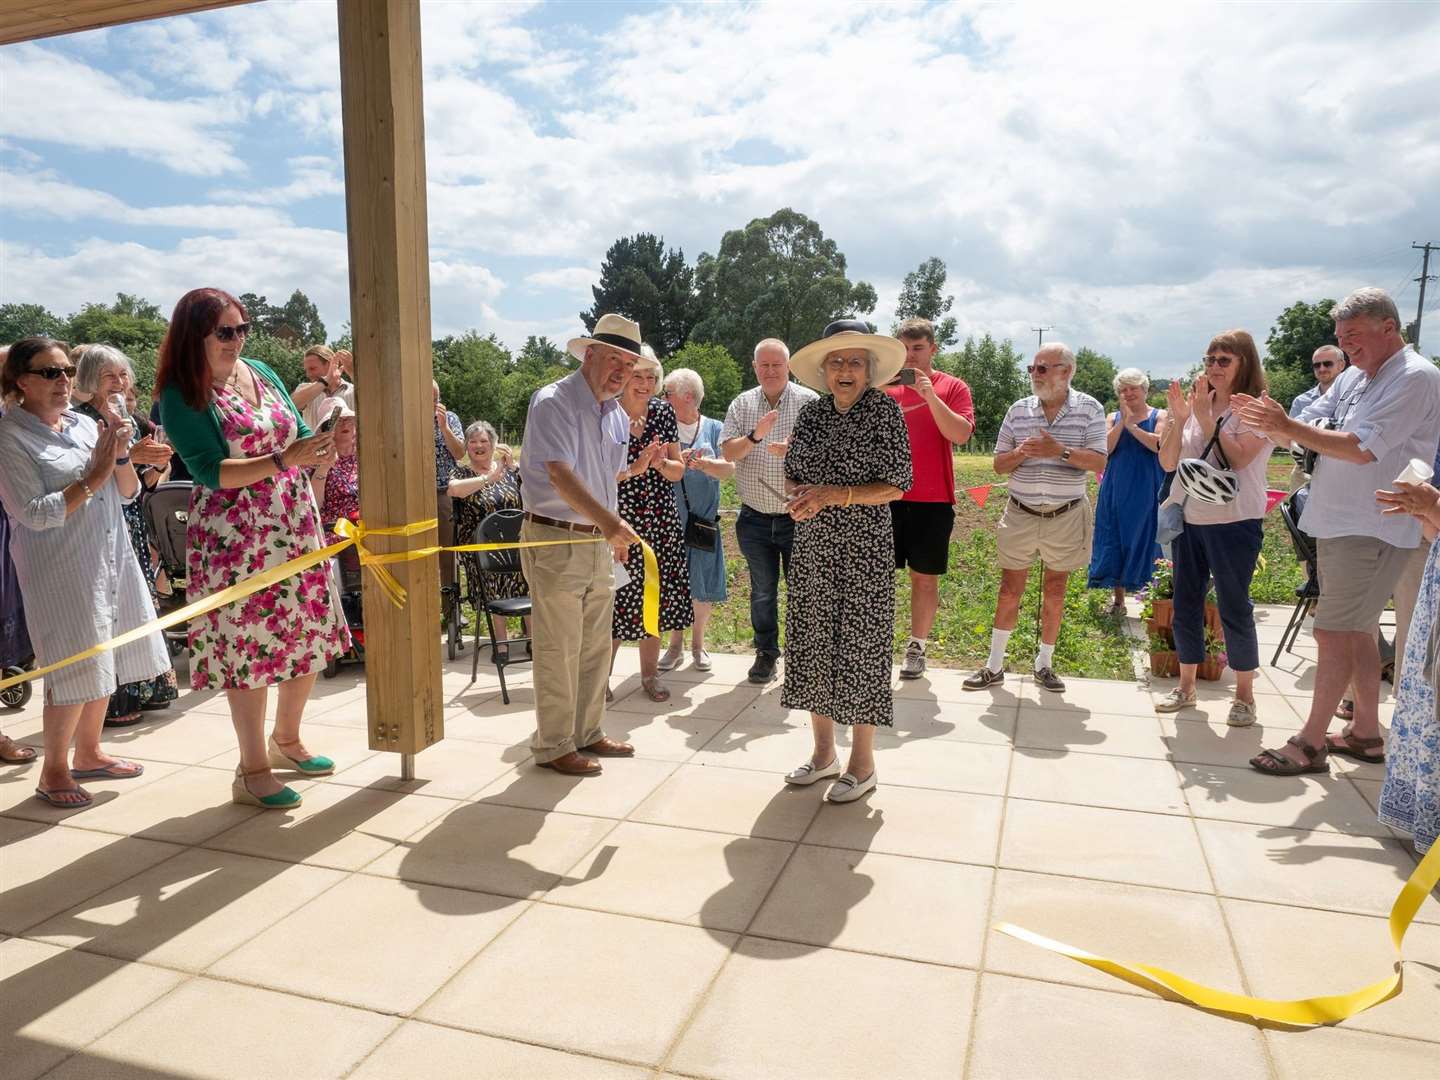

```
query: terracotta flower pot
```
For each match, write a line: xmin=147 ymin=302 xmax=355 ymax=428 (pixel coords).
xmin=1149 ymin=599 xmax=1174 ymax=630
xmin=1150 ymin=650 xmax=1180 ymax=677
xmin=1196 ymin=657 xmax=1225 ymax=681
xmin=1204 ymin=602 xmax=1224 ymax=639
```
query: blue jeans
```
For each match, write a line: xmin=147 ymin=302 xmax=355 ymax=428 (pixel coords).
xmin=1172 ymin=519 xmax=1263 ymax=671
xmin=736 ymin=505 xmax=794 ymax=656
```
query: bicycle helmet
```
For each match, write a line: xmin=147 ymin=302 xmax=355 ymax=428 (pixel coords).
xmin=1177 ymin=457 xmax=1240 ymax=505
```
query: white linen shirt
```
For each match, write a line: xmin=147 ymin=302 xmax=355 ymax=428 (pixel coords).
xmin=1297 ymin=347 xmax=1440 ymax=547
xmin=721 ymin=381 xmax=819 ymax=514
xmin=519 ymin=371 xmax=630 ymax=524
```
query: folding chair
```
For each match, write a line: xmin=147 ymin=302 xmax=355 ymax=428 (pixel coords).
xmin=468 ymin=508 xmax=532 ymax=703
xmin=141 ymin=481 xmax=194 ymax=658
xmin=1271 ymin=486 xmax=1318 ymax=666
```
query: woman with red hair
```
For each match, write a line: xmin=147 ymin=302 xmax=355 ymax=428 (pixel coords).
xmin=157 ymin=288 xmax=349 ymax=809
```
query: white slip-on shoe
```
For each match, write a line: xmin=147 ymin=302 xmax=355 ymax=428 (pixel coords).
xmin=657 ymin=647 xmax=683 ymax=672
xmin=692 ymin=649 xmax=712 ymax=672
xmin=825 ymin=771 xmax=877 ymax=803
xmin=784 ymin=757 xmax=841 ymax=786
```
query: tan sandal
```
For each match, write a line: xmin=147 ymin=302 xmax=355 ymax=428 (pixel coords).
xmin=640 ymin=676 xmax=670 ymax=703
xmin=1250 ymin=735 xmax=1328 ymax=776
xmin=1325 ymin=723 xmax=1385 ymax=764
xmin=0 ymin=735 xmax=37 ymax=764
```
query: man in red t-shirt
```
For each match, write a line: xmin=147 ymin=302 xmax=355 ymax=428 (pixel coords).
xmin=885 ymin=318 xmax=975 ymax=678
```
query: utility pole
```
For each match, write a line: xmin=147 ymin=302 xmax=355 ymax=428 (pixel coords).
xmin=1031 ymin=325 xmax=1053 ymax=349
xmin=1412 ymin=241 xmax=1436 ymax=350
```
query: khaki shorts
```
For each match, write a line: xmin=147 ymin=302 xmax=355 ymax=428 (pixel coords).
xmin=996 ymin=498 xmax=1093 ymax=572
xmin=1314 ymin=535 xmax=1417 ymax=632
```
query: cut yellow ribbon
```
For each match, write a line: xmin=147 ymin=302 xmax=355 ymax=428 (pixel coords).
xmin=994 ymin=838 xmax=1440 ymax=1026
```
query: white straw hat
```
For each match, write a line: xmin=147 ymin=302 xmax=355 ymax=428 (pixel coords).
xmin=567 ymin=313 xmax=645 ymax=363
xmin=788 ymin=319 xmax=906 ymax=393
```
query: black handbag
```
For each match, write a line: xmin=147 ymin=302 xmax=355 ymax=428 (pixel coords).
xmin=680 ymin=478 xmax=718 ymax=552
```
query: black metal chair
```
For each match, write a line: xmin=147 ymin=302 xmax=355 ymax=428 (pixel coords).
xmin=1272 ymin=486 xmax=1318 ymax=666
xmin=468 ymin=508 xmax=532 ymax=702
xmin=141 ymin=481 xmax=194 ymax=658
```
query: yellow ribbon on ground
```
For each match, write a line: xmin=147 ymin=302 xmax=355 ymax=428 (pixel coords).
xmin=994 ymin=838 xmax=1440 ymax=1026
xmin=0 ymin=517 xmax=660 ymax=692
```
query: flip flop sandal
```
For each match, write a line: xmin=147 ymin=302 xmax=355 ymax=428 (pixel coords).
xmin=34 ymin=785 xmax=93 ymax=808
xmin=1324 ymin=724 xmax=1385 ymax=764
xmin=1250 ymin=735 xmax=1329 ymax=776
xmin=70 ymin=759 xmax=146 ymax=780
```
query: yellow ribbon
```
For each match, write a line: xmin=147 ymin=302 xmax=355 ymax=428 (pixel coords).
xmin=0 ymin=518 xmax=660 ymax=692
xmin=994 ymin=837 xmax=1440 ymax=1026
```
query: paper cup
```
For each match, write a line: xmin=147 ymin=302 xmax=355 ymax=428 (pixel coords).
xmin=1393 ymin=458 xmax=1436 ymax=486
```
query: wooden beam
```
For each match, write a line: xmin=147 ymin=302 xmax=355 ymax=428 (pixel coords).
xmin=0 ymin=0 xmax=252 ymax=45
xmin=337 ymin=0 xmax=443 ymax=756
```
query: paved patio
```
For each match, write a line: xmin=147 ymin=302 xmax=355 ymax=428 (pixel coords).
xmin=1 ymin=604 xmax=1437 ymax=1079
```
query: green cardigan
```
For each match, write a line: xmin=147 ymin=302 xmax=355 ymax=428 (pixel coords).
xmin=158 ymin=358 xmax=311 ymax=489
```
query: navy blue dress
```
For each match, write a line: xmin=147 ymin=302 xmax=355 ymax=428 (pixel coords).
xmin=1088 ymin=409 xmax=1164 ymax=591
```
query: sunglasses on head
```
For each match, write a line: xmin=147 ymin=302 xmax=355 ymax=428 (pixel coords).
xmin=1202 ymin=354 xmax=1235 ymax=368
xmin=1312 ymin=360 xmax=1336 ymax=371
xmin=1027 ymin=363 xmax=1065 ymax=375
xmin=27 ymin=364 xmax=77 ymax=381
xmin=211 ymin=323 xmax=252 ymax=342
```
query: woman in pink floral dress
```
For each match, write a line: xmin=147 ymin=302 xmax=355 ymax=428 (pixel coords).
xmin=157 ymin=288 xmax=350 ymax=809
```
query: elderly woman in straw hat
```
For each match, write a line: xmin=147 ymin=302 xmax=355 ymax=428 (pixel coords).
xmin=781 ymin=319 xmax=912 ymax=803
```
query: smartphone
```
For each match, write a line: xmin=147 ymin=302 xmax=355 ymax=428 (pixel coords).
xmin=318 ymin=405 xmax=343 ymax=433
xmin=893 ymin=368 xmax=918 ymax=386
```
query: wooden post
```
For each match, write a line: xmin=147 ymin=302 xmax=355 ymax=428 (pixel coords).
xmin=337 ymin=0 xmax=443 ymax=756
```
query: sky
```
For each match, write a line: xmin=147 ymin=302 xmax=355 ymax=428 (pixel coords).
xmin=2 ymin=0 xmax=1438 ymax=378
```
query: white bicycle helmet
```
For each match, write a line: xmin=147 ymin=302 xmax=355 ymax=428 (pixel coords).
xmin=1177 ymin=457 xmax=1240 ymax=505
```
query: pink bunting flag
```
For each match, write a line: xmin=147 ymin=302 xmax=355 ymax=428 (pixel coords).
xmin=968 ymin=484 xmax=993 ymax=509
xmin=1265 ymin=489 xmax=1287 ymax=514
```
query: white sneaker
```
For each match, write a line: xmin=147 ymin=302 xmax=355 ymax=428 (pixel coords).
xmin=1226 ymin=699 xmax=1257 ymax=727
xmin=899 ymin=641 xmax=926 ymax=680
xmin=656 ymin=647 xmax=683 ymax=672
xmin=825 ymin=771 xmax=877 ymax=803
xmin=784 ymin=757 xmax=841 ymax=786
xmin=692 ymin=650 xmax=712 ymax=672
xmin=1154 ymin=687 xmax=1198 ymax=713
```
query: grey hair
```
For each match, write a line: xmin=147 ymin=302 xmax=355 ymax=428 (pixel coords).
xmin=1113 ymin=367 xmax=1149 ymax=393
xmin=754 ymin=338 xmax=790 ymax=362
xmin=633 ymin=344 xmax=664 ymax=387
xmin=1312 ymin=344 xmax=1346 ymax=363
xmin=1331 ymin=288 xmax=1401 ymax=329
xmin=663 ymin=366 xmax=705 ymax=403
xmin=73 ymin=343 xmax=134 ymax=399
xmin=1036 ymin=342 xmax=1076 ymax=369
xmin=464 ymin=419 xmax=497 ymax=445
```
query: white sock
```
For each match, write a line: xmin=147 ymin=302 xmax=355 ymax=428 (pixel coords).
xmin=908 ymin=636 xmax=926 ymax=651
xmin=986 ymin=628 xmax=1012 ymax=672
xmin=1035 ymin=642 xmax=1055 ymax=671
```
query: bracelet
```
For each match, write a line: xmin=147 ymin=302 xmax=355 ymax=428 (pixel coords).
xmin=114 ymin=456 xmax=130 ymax=466
xmin=845 ymin=487 xmax=854 ymax=507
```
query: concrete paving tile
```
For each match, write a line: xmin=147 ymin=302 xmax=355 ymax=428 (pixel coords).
xmin=0 ymin=822 xmax=182 ymax=934
xmin=967 ymin=973 xmax=1269 ymax=1080
xmin=749 ymin=844 xmax=992 ymax=967
xmin=363 ymin=801 xmax=614 ymax=902
xmin=42 ymin=978 xmax=397 ymax=1080
xmin=587 ymin=709 xmax=729 ymax=761
xmin=0 ymin=938 xmax=185 ymax=1080
xmin=211 ymin=873 xmax=520 ymax=1013
xmin=658 ymin=651 xmax=757 ymax=687
xmin=1160 ymin=715 xmax=1301 ymax=769
xmin=630 ymin=763 xmax=825 ymax=840
xmin=1175 ymin=761 xmax=1391 ymax=836
xmin=0 ymin=758 xmax=185 ymax=823
xmin=1194 ymin=819 xmax=1439 ymax=922
xmin=351 ymin=1022 xmax=650 ymax=1079
xmin=867 ymin=736 xmax=1012 ymax=795
xmin=690 ymin=720 xmax=823 ymax=773
xmin=893 ymin=667 xmax=1023 ymax=707
xmin=985 ymin=869 xmax=1243 ymax=997
xmin=329 ymin=738 xmax=520 ymax=800
xmin=94 ymin=713 xmax=246 ymax=765
xmin=1013 ymin=708 xmax=1169 ymax=759
xmin=55 ymin=763 xmax=268 ymax=845
xmin=476 ymin=757 xmax=680 ymax=820
xmin=1267 ymin=1026 xmax=1440 ymax=1078
xmin=999 ymin=799 xmax=1212 ymax=893
xmin=548 ymin=820 xmax=791 ymax=933
xmin=801 ymin=786 xmax=1003 ymax=866
xmin=204 ymin=783 xmax=458 ymax=871
xmin=1019 ymin=675 xmax=1157 ymax=717
xmin=1008 ymin=749 xmax=1187 ymax=814
xmin=669 ymin=938 xmax=975 ymax=1080
xmin=210 ymin=722 xmax=383 ymax=771
xmin=1223 ymin=897 xmax=1440 ymax=1043
xmin=27 ymin=847 xmax=343 ymax=971
xmin=420 ymin=904 xmax=734 ymax=1065
xmin=607 ymin=679 xmax=762 ymax=722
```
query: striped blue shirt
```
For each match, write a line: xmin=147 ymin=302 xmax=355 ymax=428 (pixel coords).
xmin=996 ymin=390 xmax=1108 ymax=504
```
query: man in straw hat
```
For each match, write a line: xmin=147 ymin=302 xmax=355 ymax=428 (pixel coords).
xmin=518 ymin=314 xmax=651 ymax=776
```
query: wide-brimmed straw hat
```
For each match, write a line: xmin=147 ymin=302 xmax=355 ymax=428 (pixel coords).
xmin=567 ymin=313 xmax=645 ymax=363
xmin=788 ymin=319 xmax=906 ymax=393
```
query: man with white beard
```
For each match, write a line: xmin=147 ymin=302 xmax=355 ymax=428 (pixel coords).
xmin=965 ymin=343 xmax=1108 ymax=694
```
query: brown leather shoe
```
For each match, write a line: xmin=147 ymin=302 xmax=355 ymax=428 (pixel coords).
xmin=536 ymin=751 xmax=602 ymax=776
xmin=582 ymin=736 xmax=635 ymax=758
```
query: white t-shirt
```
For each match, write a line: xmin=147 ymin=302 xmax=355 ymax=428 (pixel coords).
xmin=1180 ymin=410 xmax=1271 ymax=525
xmin=676 ymin=418 xmax=700 ymax=445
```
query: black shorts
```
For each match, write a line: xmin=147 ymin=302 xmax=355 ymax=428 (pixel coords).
xmin=891 ymin=500 xmax=954 ymax=575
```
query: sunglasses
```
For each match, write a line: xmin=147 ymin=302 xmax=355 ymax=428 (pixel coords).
xmin=1027 ymin=363 xmax=1067 ymax=375
xmin=1312 ymin=360 xmax=1336 ymax=371
xmin=1202 ymin=355 xmax=1235 ymax=368
xmin=211 ymin=323 xmax=252 ymax=342
xmin=26 ymin=364 xmax=77 ymax=381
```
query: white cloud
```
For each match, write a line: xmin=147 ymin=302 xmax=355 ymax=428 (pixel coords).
xmin=522 ymin=266 xmax=597 ymax=293
xmin=209 ymin=156 xmax=344 ymax=206
xmin=3 ymin=168 xmax=293 ymax=231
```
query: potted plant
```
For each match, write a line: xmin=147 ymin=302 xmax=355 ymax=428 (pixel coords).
xmin=1146 ymin=559 xmax=1175 ymax=629
xmin=1147 ymin=628 xmax=1179 ymax=677
xmin=1203 ymin=589 xmax=1224 ymax=640
xmin=1197 ymin=627 xmax=1227 ymax=681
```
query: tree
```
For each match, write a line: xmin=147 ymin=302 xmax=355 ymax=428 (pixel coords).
xmin=935 ymin=334 xmax=1028 ymax=448
xmin=667 ymin=341 xmax=743 ymax=420
xmin=892 ymin=256 xmax=958 ymax=346
xmin=692 ymin=207 xmax=877 ymax=385
xmin=515 ymin=335 xmax=567 ymax=374
xmin=1262 ymin=364 xmax=1310 ymax=411
xmin=1266 ymin=298 xmax=1337 ymax=377
xmin=0 ymin=302 xmax=65 ymax=343
xmin=582 ymin=234 xmax=698 ymax=358
xmin=274 ymin=289 xmax=326 ymax=345
xmin=433 ymin=332 xmax=511 ymax=431
xmin=1071 ymin=347 xmax=1119 ymax=408
xmin=237 ymin=293 xmax=277 ymax=330
xmin=241 ymin=332 xmax=306 ymax=392
xmin=64 ymin=294 xmax=168 ymax=355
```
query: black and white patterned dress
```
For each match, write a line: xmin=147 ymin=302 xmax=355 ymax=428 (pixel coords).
xmin=781 ymin=388 xmax=912 ymax=725
xmin=613 ymin=397 xmax=693 ymax=641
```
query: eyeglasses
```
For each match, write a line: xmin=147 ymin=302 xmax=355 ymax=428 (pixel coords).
xmin=1202 ymin=355 xmax=1235 ymax=368
xmin=26 ymin=364 xmax=77 ymax=381
xmin=211 ymin=323 xmax=252 ymax=342
xmin=1027 ymin=363 xmax=1067 ymax=375
xmin=1312 ymin=360 xmax=1336 ymax=371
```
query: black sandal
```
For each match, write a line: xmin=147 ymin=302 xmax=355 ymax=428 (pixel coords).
xmin=1325 ymin=724 xmax=1385 ymax=764
xmin=1250 ymin=735 xmax=1329 ymax=776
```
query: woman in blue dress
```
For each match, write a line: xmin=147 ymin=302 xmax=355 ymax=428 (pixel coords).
xmin=1088 ymin=368 xmax=1166 ymax=614
xmin=658 ymin=367 xmax=734 ymax=673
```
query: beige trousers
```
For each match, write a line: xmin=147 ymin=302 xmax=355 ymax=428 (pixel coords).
xmin=520 ymin=519 xmax=614 ymax=763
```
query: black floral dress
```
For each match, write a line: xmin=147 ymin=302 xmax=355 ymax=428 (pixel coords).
xmin=451 ymin=463 xmax=527 ymax=602
xmin=782 ymin=388 xmax=912 ymax=726
xmin=613 ymin=397 xmax=693 ymax=641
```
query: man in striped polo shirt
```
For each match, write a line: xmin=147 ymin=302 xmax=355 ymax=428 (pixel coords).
xmin=964 ymin=343 xmax=1107 ymax=693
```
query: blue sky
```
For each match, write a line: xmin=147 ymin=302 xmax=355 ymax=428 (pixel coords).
xmin=2 ymin=0 xmax=1438 ymax=376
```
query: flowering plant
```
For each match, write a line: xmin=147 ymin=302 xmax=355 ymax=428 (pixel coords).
xmin=1149 ymin=559 xmax=1175 ymax=600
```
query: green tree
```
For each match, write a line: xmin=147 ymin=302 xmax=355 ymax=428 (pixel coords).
xmin=0 ymin=302 xmax=66 ymax=343
xmin=274 ymin=289 xmax=326 ymax=345
xmin=1266 ymin=298 xmax=1337 ymax=377
xmin=667 ymin=341 xmax=743 ymax=420
xmin=582 ymin=234 xmax=698 ymax=357
xmin=515 ymin=335 xmax=567 ymax=374
xmin=64 ymin=293 xmax=168 ymax=355
xmin=892 ymin=256 xmax=958 ymax=347
xmin=241 ymin=332 xmax=306 ymax=391
xmin=692 ymin=207 xmax=877 ymax=385
xmin=935 ymin=334 xmax=1028 ymax=448
xmin=1071 ymin=347 xmax=1119 ymax=408
xmin=1262 ymin=364 xmax=1310 ymax=411
xmin=238 ymin=292 xmax=278 ymax=330
xmin=433 ymin=332 xmax=511 ymax=431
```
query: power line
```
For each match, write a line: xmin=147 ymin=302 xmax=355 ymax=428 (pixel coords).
xmin=1411 ymin=241 xmax=1436 ymax=351
xmin=1030 ymin=325 xmax=1053 ymax=348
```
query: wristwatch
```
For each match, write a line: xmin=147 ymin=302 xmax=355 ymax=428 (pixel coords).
xmin=746 ymin=429 xmax=762 ymax=444
xmin=1060 ymin=447 xmax=1073 ymax=462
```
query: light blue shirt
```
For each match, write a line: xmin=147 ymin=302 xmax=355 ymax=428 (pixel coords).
xmin=1297 ymin=347 xmax=1440 ymax=547
xmin=1287 ymin=384 xmax=1323 ymax=418
xmin=519 ymin=370 xmax=629 ymax=524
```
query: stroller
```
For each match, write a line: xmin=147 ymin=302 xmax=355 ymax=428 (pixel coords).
xmin=0 ymin=511 xmax=34 ymax=709
xmin=324 ymin=511 xmax=366 ymax=678
xmin=141 ymin=481 xmax=195 ymax=659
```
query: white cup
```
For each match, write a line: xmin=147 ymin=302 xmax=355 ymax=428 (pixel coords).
xmin=1393 ymin=458 xmax=1435 ymax=487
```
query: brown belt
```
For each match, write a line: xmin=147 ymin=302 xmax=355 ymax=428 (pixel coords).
xmin=1009 ymin=496 xmax=1082 ymax=520
xmin=523 ymin=511 xmax=603 ymax=536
